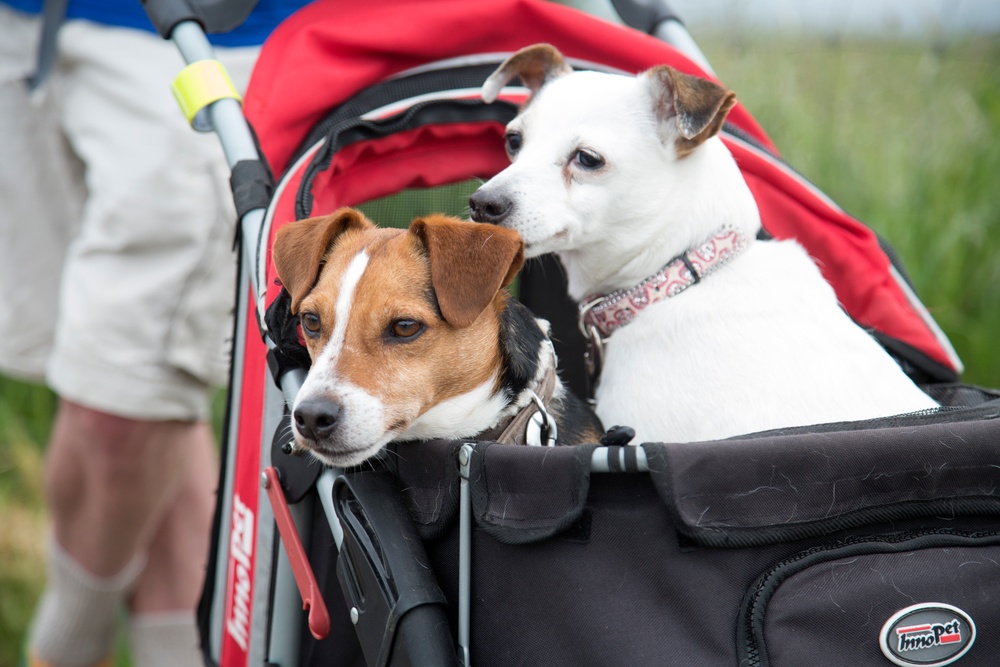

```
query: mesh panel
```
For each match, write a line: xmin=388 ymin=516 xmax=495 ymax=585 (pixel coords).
xmin=353 ymin=179 xmax=523 ymax=298
xmin=354 ymin=179 xmax=480 ymax=229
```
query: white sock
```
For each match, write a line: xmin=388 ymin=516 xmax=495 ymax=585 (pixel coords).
xmin=28 ymin=537 xmax=146 ymax=667
xmin=128 ymin=612 xmax=202 ymax=667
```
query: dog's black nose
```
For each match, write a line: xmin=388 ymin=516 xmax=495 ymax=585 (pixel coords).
xmin=469 ymin=190 xmax=513 ymax=224
xmin=293 ymin=398 xmax=341 ymax=441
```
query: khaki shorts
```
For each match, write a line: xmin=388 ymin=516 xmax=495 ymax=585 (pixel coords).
xmin=0 ymin=6 xmax=258 ymax=421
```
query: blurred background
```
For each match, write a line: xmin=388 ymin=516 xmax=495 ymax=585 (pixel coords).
xmin=1 ymin=1 xmax=997 ymax=664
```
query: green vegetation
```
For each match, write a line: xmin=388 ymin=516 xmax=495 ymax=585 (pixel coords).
xmin=0 ymin=378 xmax=49 ymax=667
xmin=700 ymin=34 xmax=1000 ymax=386
xmin=0 ymin=34 xmax=997 ymax=667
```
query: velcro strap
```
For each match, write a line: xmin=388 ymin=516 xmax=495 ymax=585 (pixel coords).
xmin=171 ymin=59 xmax=242 ymax=131
xmin=230 ymin=159 xmax=274 ymax=222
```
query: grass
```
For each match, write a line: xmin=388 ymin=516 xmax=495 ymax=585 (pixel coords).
xmin=699 ymin=33 xmax=1000 ymax=386
xmin=0 ymin=378 xmax=48 ymax=666
xmin=0 ymin=33 xmax=997 ymax=667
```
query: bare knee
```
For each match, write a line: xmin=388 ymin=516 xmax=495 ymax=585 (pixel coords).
xmin=44 ymin=400 xmax=213 ymax=576
xmin=46 ymin=400 xmax=191 ymax=507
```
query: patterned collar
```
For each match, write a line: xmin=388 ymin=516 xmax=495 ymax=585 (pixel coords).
xmin=578 ymin=226 xmax=750 ymax=340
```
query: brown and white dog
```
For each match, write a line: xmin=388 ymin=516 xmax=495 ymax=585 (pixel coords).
xmin=469 ymin=44 xmax=937 ymax=444
xmin=272 ymin=208 xmax=603 ymax=467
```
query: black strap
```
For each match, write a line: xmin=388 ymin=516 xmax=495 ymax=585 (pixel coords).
xmin=26 ymin=0 xmax=68 ymax=91
xmin=607 ymin=446 xmax=623 ymax=472
xmin=624 ymin=445 xmax=640 ymax=473
xmin=603 ymin=446 xmax=641 ymax=473
xmin=230 ymin=159 xmax=274 ymax=221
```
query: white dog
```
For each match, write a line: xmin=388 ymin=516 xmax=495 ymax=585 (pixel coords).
xmin=469 ymin=44 xmax=937 ymax=444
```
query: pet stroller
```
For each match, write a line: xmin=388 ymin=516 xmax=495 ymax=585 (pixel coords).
xmin=145 ymin=1 xmax=1000 ymax=665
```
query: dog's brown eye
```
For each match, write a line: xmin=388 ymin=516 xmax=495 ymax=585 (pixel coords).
xmin=388 ymin=319 xmax=424 ymax=341
xmin=575 ymin=148 xmax=604 ymax=170
xmin=504 ymin=131 xmax=523 ymax=157
xmin=300 ymin=312 xmax=321 ymax=338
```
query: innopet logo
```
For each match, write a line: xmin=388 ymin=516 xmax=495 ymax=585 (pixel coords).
xmin=896 ymin=619 xmax=963 ymax=653
xmin=880 ymin=603 xmax=976 ymax=667
xmin=225 ymin=494 xmax=255 ymax=653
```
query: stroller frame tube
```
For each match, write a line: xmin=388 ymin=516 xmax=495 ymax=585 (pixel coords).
xmin=170 ymin=21 xmax=267 ymax=309
xmin=317 ymin=468 xmax=346 ymax=550
xmin=458 ymin=444 xmax=475 ymax=667
xmin=653 ymin=20 xmax=715 ymax=75
xmin=171 ymin=21 xmax=258 ymax=166
xmin=167 ymin=19 xmax=316 ymax=664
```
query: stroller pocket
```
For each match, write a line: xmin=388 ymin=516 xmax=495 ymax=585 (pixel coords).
xmin=738 ymin=530 xmax=1000 ymax=667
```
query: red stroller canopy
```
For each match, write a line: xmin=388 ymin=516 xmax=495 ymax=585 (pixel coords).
xmin=245 ymin=0 xmax=961 ymax=379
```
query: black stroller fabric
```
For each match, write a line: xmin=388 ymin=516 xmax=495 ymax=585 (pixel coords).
xmin=293 ymin=405 xmax=1000 ymax=667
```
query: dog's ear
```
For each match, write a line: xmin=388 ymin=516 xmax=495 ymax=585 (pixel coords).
xmin=272 ymin=208 xmax=374 ymax=312
xmin=409 ymin=216 xmax=524 ymax=328
xmin=482 ymin=43 xmax=572 ymax=104
xmin=644 ymin=66 xmax=737 ymax=157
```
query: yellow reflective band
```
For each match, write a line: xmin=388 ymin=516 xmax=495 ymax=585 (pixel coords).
xmin=171 ymin=59 xmax=242 ymax=130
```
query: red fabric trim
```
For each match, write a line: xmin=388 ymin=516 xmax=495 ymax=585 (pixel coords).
xmin=264 ymin=149 xmax=308 ymax=308
xmin=245 ymin=0 xmax=774 ymax=178
xmin=219 ymin=285 xmax=267 ymax=666
xmin=728 ymin=139 xmax=952 ymax=369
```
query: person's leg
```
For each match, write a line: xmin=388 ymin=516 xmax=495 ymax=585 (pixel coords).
xmin=0 ymin=9 xmax=119 ymax=667
xmin=45 ymin=403 xmax=209 ymax=578
xmin=22 ymin=21 xmax=254 ymax=667
xmin=29 ymin=402 xmax=212 ymax=667
xmin=126 ymin=421 xmax=217 ymax=667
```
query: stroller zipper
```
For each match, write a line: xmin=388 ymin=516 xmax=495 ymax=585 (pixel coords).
xmin=737 ymin=528 xmax=1000 ymax=667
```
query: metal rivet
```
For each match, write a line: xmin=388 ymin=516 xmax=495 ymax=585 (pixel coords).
xmin=281 ymin=440 xmax=294 ymax=455
xmin=350 ymin=607 xmax=359 ymax=624
xmin=260 ymin=472 xmax=269 ymax=489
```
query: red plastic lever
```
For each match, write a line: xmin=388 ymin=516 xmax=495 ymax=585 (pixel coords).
xmin=262 ymin=466 xmax=331 ymax=639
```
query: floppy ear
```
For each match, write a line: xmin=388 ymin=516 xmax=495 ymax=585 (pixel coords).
xmin=272 ymin=208 xmax=374 ymax=312
xmin=644 ymin=66 xmax=737 ymax=157
xmin=482 ymin=43 xmax=573 ymax=104
xmin=409 ymin=215 xmax=524 ymax=328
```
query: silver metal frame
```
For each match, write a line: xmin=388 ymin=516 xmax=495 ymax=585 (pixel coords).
xmin=168 ymin=20 xmax=316 ymax=665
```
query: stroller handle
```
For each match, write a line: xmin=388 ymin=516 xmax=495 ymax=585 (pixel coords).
xmin=141 ymin=0 xmax=258 ymax=39
xmin=160 ymin=18 xmax=273 ymax=321
xmin=608 ymin=0 xmax=716 ymax=74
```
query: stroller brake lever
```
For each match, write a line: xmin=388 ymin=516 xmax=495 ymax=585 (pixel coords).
xmin=262 ymin=466 xmax=332 ymax=640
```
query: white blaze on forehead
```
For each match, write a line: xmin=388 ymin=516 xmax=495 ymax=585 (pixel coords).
xmin=297 ymin=249 xmax=370 ymax=395
xmin=329 ymin=249 xmax=370 ymax=359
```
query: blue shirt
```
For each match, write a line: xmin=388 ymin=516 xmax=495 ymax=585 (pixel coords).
xmin=2 ymin=0 xmax=309 ymax=46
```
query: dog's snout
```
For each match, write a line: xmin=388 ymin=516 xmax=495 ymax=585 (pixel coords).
xmin=469 ymin=190 xmax=513 ymax=224
xmin=293 ymin=398 xmax=341 ymax=441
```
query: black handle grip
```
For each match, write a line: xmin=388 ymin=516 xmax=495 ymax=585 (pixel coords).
xmin=610 ymin=0 xmax=683 ymax=34
xmin=140 ymin=0 xmax=258 ymax=38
